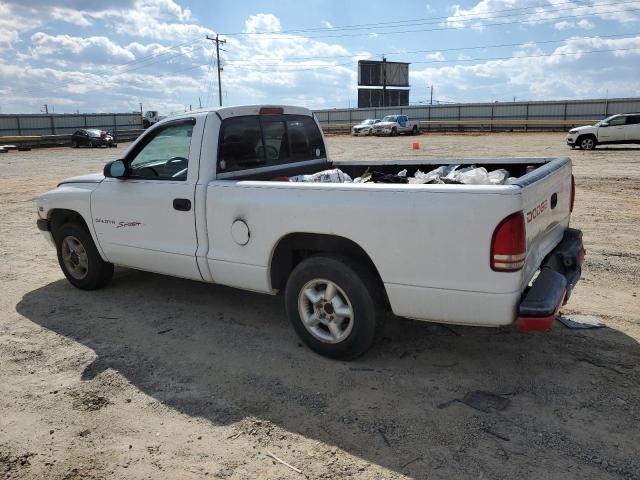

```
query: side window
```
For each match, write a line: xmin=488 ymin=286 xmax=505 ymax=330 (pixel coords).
xmin=128 ymin=122 xmax=194 ymax=181
xmin=218 ymin=116 xmax=264 ymax=172
xmin=286 ymin=117 xmax=326 ymax=161
xmin=626 ymin=115 xmax=640 ymax=125
xmin=608 ymin=116 xmax=626 ymax=126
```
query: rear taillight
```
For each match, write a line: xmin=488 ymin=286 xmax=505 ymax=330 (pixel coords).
xmin=570 ymin=174 xmax=575 ymax=212
xmin=491 ymin=211 xmax=526 ymax=272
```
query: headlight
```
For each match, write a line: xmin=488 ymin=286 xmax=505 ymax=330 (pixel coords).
xmin=569 ymin=129 xmax=578 ymax=134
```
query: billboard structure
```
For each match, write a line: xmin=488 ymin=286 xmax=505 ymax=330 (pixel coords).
xmin=358 ymin=59 xmax=410 ymax=108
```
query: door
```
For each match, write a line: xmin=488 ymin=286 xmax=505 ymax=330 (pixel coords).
xmin=625 ymin=114 xmax=640 ymax=141
xmin=91 ymin=118 xmax=202 ymax=280
xmin=598 ymin=115 xmax=627 ymax=143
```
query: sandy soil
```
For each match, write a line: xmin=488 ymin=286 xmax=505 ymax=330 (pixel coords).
xmin=1 ymin=133 xmax=639 ymax=480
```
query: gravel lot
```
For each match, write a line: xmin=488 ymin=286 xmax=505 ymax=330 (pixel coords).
xmin=1 ymin=132 xmax=639 ymax=479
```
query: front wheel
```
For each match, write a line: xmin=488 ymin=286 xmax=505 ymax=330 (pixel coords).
xmin=391 ymin=128 xmax=398 ymax=137
xmin=579 ymin=136 xmax=597 ymax=150
xmin=55 ymin=223 xmax=113 ymax=290
xmin=285 ymin=255 xmax=385 ymax=360
xmin=412 ymin=125 xmax=418 ymax=135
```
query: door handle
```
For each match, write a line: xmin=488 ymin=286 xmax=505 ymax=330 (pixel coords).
xmin=173 ymin=198 xmax=191 ymax=211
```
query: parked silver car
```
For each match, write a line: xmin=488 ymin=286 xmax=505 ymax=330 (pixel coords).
xmin=351 ymin=119 xmax=380 ymax=136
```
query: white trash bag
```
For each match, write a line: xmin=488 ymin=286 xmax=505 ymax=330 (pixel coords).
xmin=289 ymin=168 xmax=353 ymax=183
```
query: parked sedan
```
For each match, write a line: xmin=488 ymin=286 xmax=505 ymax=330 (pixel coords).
xmin=71 ymin=129 xmax=116 ymax=148
xmin=351 ymin=119 xmax=380 ymax=136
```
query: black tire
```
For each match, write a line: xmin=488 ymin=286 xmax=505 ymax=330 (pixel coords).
xmin=54 ymin=222 xmax=113 ymax=290
xmin=577 ymin=135 xmax=597 ymax=150
xmin=391 ymin=127 xmax=398 ymax=137
xmin=412 ymin=125 xmax=418 ymax=135
xmin=285 ymin=254 xmax=385 ymax=360
xmin=71 ymin=140 xmax=78 ymax=148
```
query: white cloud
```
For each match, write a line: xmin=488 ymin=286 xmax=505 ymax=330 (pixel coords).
xmin=411 ymin=35 xmax=640 ymax=102
xmin=426 ymin=51 xmax=445 ymax=61
xmin=322 ymin=20 xmax=334 ymax=29
xmin=51 ymin=7 xmax=92 ymax=26
xmin=446 ymin=0 xmax=640 ymax=30
xmin=29 ymin=32 xmax=136 ymax=63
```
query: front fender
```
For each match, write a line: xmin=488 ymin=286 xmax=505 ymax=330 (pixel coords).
xmin=38 ymin=183 xmax=107 ymax=260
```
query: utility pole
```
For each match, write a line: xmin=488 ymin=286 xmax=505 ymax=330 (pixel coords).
xmin=429 ymin=85 xmax=433 ymax=105
xmin=198 ymin=96 xmax=202 ymax=109
xmin=206 ymin=34 xmax=227 ymax=107
xmin=382 ymin=56 xmax=387 ymax=108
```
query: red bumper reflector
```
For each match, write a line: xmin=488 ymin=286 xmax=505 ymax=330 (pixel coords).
xmin=517 ymin=314 xmax=556 ymax=332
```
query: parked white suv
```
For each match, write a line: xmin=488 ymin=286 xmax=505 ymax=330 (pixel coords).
xmin=567 ymin=113 xmax=640 ymax=150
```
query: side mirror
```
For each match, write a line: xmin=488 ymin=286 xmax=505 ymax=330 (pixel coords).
xmin=600 ymin=122 xmax=609 ymax=127
xmin=103 ymin=159 xmax=127 ymax=178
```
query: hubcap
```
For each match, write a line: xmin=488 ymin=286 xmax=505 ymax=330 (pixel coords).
xmin=298 ymin=278 xmax=354 ymax=344
xmin=61 ymin=235 xmax=89 ymax=280
xmin=582 ymin=138 xmax=594 ymax=149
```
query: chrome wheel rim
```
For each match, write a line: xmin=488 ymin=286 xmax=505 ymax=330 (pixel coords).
xmin=581 ymin=138 xmax=594 ymax=149
xmin=298 ymin=278 xmax=354 ymax=344
xmin=61 ymin=235 xmax=89 ymax=280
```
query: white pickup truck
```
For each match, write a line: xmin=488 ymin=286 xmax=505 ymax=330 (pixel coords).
xmin=36 ymin=105 xmax=584 ymax=359
xmin=373 ymin=114 xmax=419 ymax=136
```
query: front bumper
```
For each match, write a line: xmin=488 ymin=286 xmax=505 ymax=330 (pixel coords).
xmin=517 ymin=228 xmax=585 ymax=331
xmin=36 ymin=218 xmax=55 ymax=246
xmin=566 ymin=134 xmax=578 ymax=145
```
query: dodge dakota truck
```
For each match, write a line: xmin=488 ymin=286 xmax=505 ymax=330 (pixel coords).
xmin=36 ymin=105 xmax=584 ymax=359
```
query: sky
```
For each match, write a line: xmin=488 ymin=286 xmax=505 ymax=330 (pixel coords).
xmin=0 ymin=0 xmax=639 ymax=114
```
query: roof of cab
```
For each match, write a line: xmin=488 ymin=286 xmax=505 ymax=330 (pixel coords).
xmin=165 ymin=105 xmax=313 ymax=122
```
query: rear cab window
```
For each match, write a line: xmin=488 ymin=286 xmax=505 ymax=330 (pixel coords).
xmin=217 ymin=114 xmax=326 ymax=175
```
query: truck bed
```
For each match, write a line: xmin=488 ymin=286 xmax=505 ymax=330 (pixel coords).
xmin=208 ymin=156 xmax=573 ymax=326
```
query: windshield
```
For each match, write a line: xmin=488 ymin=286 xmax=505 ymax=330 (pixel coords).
xmin=382 ymin=115 xmax=397 ymax=122
xmin=362 ymin=119 xmax=374 ymax=125
xmin=595 ymin=115 xmax=619 ymax=126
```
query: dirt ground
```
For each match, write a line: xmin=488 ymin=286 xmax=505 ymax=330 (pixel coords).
xmin=1 ymin=132 xmax=639 ymax=480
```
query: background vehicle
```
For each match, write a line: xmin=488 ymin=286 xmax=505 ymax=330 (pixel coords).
xmin=567 ymin=113 xmax=640 ymax=150
xmin=37 ymin=105 xmax=583 ymax=359
xmin=142 ymin=110 xmax=167 ymax=128
xmin=351 ymin=119 xmax=380 ymax=136
xmin=373 ymin=115 xmax=419 ymax=136
xmin=71 ymin=129 xmax=116 ymax=148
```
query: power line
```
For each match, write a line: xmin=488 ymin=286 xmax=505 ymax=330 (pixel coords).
xmin=221 ymin=0 xmax=640 ymax=36
xmin=226 ymin=4 xmax=640 ymax=40
xmin=223 ymin=46 xmax=640 ymax=72
xmin=221 ymin=32 xmax=640 ymax=65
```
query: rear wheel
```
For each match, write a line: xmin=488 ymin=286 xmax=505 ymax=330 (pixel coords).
xmin=578 ymin=135 xmax=597 ymax=150
xmin=285 ymin=254 xmax=385 ymax=360
xmin=71 ymin=140 xmax=79 ymax=148
xmin=55 ymin=223 xmax=113 ymax=290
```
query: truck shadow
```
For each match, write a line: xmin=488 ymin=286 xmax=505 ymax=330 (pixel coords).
xmin=16 ymin=269 xmax=640 ymax=478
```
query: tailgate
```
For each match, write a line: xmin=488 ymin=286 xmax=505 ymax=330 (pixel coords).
xmin=517 ymin=157 xmax=573 ymax=286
